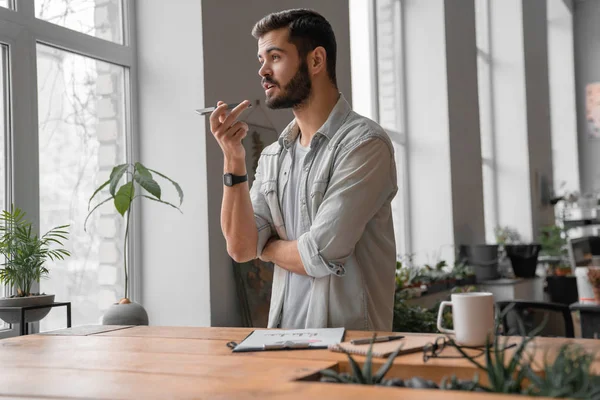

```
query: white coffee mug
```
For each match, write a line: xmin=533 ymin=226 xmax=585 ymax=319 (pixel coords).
xmin=436 ymin=292 xmax=495 ymax=347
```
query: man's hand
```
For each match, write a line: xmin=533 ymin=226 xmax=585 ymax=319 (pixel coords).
xmin=259 ymin=237 xmax=277 ymax=263
xmin=209 ymin=100 xmax=251 ymax=162
xmin=259 ymin=238 xmax=308 ymax=276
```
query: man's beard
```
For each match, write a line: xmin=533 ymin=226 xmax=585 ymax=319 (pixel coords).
xmin=264 ymin=60 xmax=312 ymax=109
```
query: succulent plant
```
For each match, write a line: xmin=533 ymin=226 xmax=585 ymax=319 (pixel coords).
xmin=524 ymin=343 xmax=600 ymax=399
xmin=447 ymin=303 xmax=545 ymax=394
xmin=319 ymin=333 xmax=404 ymax=385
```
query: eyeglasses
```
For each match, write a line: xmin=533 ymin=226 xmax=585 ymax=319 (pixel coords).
xmin=422 ymin=336 xmax=517 ymax=363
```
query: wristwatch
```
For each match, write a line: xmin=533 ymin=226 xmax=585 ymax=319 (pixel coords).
xmin=223 ymin=173 xmax=248 ymax=187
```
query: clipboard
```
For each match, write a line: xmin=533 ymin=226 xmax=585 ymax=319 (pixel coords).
xmin=228 ymin=327 xmax=346 ymax=352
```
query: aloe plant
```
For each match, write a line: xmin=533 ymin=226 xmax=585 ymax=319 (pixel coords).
xmin=85 ymin=162 xmax=183 ymax=300
xmin=524 ymin=343 xmax=600 ymax=399
xmin=0 ymin=206 xmax=70 ymax=297
xmin=319 ymin=333 xmax=405 ymax=385
xmin=448 ymin=303 xmax=547 ymax=394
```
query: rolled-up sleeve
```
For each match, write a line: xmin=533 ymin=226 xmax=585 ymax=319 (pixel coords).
xmin=298 ymin=137 xmax=396 ymax=278
xmin=249 ymin=157 xmax=274 ymax=258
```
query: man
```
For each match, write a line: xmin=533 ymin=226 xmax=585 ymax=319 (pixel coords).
xmin=209 ymin=9 xmax=397 ymax=331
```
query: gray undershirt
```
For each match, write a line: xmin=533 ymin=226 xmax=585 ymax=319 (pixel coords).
xmin=280 ymin=137 xmax=313 ymax=329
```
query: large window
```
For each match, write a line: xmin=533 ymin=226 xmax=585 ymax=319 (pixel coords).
xmin=37 ymin=44 xmax=127 ymax=331
xmin=34 ymin=0 xmax=124 ymax=44
xmin=0 ymin=0 xmax=136 ymax=335
xmin=475 ymin=0 xmax=498 ymax=243
xmin=350 ymin=0 xmax=410 ymax=261
xmin=374 ymin=0 xmax=410 ymax=260
xmin=0 ymin=44 xmax=8 ymax=317
xmin=0 ymin=45 xmax=7 ymax=216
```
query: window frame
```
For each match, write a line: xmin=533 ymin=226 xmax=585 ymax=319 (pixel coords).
xmin=0 ymin=0 xmax=138 ymax=337
xmin=370 ymin=0 xmax=412 ymax=260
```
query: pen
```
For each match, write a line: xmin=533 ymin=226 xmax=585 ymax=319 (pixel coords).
xmin=195 ymin=102 xmax=252 ymax=116
xmin=350 ymin=335 xmax=405 ymax=345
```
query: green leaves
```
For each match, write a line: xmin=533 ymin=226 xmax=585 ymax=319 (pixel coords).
xmin=319 ymin=335 xmax=404 ymax=386
xmin=87 ymin=162 xmax=183 ymax=220
xmin=114 ymin=182 xmax=135 ymax=216
xmin=133 ymin=162 xmax=161 ymax=200
xmin=0 ymin=206 xmax=70 ymax=296
xmin=85 ymin=162 xmax=184 ymax=300
xmin=109 ymin=164 xmax=130 ymax=197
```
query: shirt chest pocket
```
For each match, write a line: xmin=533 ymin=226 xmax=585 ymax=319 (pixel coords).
xmin=309 ymin=180 xmax=329 ymax=218
xmin=261 ymin=180 xmax=286 ymax=238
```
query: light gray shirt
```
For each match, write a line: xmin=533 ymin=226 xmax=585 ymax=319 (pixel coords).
xmin=280 ymin=138 xmax=313 ymax=329
xmin=249 ymin=93 xmax=398 ymax=331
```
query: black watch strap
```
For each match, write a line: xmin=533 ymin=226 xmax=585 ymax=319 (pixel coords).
xmin=224 ymin=173 xmax=248 ymax=187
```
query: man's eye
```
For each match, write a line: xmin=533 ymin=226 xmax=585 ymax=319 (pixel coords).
xmin=272 ymin=55 xmax=280 ymax=61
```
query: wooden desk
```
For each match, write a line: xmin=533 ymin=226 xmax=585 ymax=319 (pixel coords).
xmin=0 ymin=325 xmax=597 ymax=399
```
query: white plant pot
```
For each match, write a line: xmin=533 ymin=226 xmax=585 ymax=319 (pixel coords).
xmin=0 ymin=294 xmax=55 ymax=323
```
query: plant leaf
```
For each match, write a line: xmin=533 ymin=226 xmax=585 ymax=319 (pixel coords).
xmin=319 ymin=369 xmax=343 ymax=382
xmin=345 ymin=352 xmax=365 ymax=384
xmin=109 ymin=164 xmax=130 ymax=197
xmin=88 ymin=179 xmax=110 ymax=210
xmin=114 ymin=182 xmax=135 ymax=216
xmin=84 ymin=197 xmax=113 ymax=231
xmin=134 ymin=195 xmax=183 ymax=213
xmin=147 ymin=168 xmax=183 ymax=206
xmin=133 ymin=172 xmax=161 ymax=200
xmin=373 ymin=342 xmax=404 ymax=382
xmin=362 ymin=333 xmax=376 ymax=384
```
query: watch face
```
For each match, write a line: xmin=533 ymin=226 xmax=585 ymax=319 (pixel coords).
xmin=224 ymin=174 xmax=233 ymax=186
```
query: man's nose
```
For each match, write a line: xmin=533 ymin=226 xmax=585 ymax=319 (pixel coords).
xmin=258 ymin=63 xmax=271 ymax=78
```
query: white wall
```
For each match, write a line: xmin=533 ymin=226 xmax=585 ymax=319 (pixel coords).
xmin=201 ymin=0 xmax=352 ymax=326
xmin=136 ymin=1 xmax=211 ymax=326
xmin=547 ymin=0 xmax=580 ymax=194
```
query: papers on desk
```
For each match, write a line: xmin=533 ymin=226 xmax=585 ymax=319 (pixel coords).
xmin=230 ymin=327 xmax=345 ymax=352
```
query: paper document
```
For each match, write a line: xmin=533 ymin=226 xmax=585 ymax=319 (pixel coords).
xmin=231 ymin=327 xmax=345 ymax=352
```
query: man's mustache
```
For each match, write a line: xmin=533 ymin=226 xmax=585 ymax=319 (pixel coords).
xmin=262 ymin=78 xmax=279 ymax=87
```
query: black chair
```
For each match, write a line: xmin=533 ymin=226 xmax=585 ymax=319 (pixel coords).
xmin=496 ymin=300 xmax=575 ymax=338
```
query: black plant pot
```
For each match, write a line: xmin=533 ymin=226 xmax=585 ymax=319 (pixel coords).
xmin=505 ymin=244 xmax=541 ymax=278
xmin=459 ymin=244 xmax=500 ymax=282
xmin=546 ymin=276 xmax=578 ymax=305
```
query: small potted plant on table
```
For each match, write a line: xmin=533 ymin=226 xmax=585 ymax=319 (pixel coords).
xmin=0 ymin=206 xmax=71 ymax=325
xmin=86 ymin=162 xmax=183 ymax=325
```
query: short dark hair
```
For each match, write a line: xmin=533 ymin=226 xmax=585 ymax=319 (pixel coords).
xmin=252 ymin=9 xmax=337 ymax=87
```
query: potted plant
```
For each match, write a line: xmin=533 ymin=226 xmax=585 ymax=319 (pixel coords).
xmin=457 ymin=244 xmax=500 ymax=282
xmin=319 ymin=307 xmax=600 ymax=398
xmin=539 ymin=225 xmax=578 ymax=305
xmin=494 ymin=225 xmax=543 ymax=279
xmin=0 ymin=206 xmax=71 ymax=324
xmin=85 ymin=162 xmax=183 ymax=325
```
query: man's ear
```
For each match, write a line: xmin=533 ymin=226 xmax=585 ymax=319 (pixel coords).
xmin=309 ymin=46 xmax=327 ymax=76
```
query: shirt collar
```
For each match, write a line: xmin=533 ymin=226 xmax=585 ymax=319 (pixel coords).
xmin=278 ymin=93 xmax=352 ymax=149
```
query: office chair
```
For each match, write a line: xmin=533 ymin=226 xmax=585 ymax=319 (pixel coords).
xmin=496 ymin=300 xmax=575 ymax=338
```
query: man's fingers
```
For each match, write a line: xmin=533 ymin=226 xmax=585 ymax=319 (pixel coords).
xmin=222 ymin=100 xmax=251 ymax=128
xmin=225 ymin=121 xmax=249 ymax=138
xmin=232 ymin=122 xmax=249 ymax=140
xmin=209 ymin=102 xmax=230 ymax=132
